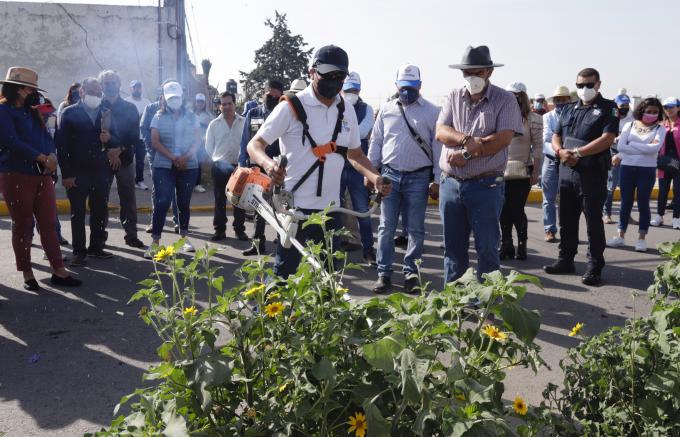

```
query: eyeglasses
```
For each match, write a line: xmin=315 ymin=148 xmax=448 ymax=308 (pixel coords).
xmin=575 ymin=82 xmax=597 ymax=89
xmin=318 ymin=70 xmax=348 ymax=82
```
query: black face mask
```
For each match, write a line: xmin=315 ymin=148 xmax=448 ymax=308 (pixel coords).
xmin=265 ymin=94 xmax=279 ymax=111
xmin=618 ymin=107 xmax=630 ymax=118
xmin=24 ymin=91 xmax=41 ymax=108
xmin=316 ymin=77 xmax=343 ymax=99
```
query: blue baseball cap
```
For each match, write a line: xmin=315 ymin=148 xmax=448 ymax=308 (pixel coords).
xmin=615 ymin=94 xmax=631 ymax=106
xmin=343 ymin=72 xmax=361 ymax=91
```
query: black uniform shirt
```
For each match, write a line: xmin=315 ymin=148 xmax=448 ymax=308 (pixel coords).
xmin=554 ymin=93 xmax=618 ymax=171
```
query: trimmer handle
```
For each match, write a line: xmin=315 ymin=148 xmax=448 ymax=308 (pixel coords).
xmin=374 ymin=178 xmax=391 ymax=203
xmin=273 ymin=155 xmax=288 ymax=194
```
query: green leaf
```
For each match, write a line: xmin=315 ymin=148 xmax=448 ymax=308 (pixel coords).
xmin=363 ymin=336 xmax=404 ymax=373
xmin=500 ymin=302 xmax=540 ymax=343
xmin=311 ymin=356 xmax=336 ymax=382
xmin=505 ymin=270 xmax=542 ymax=289
xmin=211 ymin=276 xmax=224 ymax=292
xmin=362 ymin=400 xmax=391 ymax=437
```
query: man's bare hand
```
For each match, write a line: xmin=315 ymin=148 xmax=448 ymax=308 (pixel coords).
xmin=62 ymin=177 xmax=76 ymax=190
xmin=612 ymin=154 xmax=622 ymax=167
xmin=43 ymin=153 xmax=58 ymax=173
xmin=265 ymin=160 xmax=286 ymax=186
xmin=447 ymin=150 xmax=467 ymax=168
xmin=100 ymin=130 xmax=111 ymax=144
xmin=429 ymin=182 xmax=439 ymax=200
xmin=374 ymin=175 xmax=392 ymax=198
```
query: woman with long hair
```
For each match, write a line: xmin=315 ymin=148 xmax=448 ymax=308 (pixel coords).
xmin=499 ymin=82 xmax=543 ymax=260
xmin=0 ymin=67 xmax=81 ymax=290
xmin=145 ymin=81 xmax=201 ymax=257
xmin=56 ymin=82 xmax=81 ymax=126
xmin=651 ymin=97 xmax=680 ymax=229
xmin=607 ymin=97 xmax=666 ymax=252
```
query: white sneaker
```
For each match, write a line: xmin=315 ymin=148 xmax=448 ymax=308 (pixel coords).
xmin=194 ymin=184 xmax=206 ymax=193
xmin=607 ymin=236 xmax=625 ymax=247
xmin=650 ymin=215 xmax=664 ymax=227
xmin=635 ymin=239 xmax=647 ymax=252
xmin=182 ymin=240 xmax=196 ymax=253
xmin=673 ymin=218 xmax=680 ymax=230
xmin=135 ymin=181 xmax=149 ymax=190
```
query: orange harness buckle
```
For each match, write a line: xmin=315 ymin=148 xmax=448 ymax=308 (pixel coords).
xmin=312 ymin=141 xmax=337 ymax=162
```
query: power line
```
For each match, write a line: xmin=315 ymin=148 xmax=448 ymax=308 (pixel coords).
xmin=54 ymin=3 xmax=105 ymax=70
xmin=188 ymin=0 xmax=203 ymax=61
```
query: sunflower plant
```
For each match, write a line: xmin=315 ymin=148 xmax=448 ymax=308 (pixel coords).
xmin=90 ymin=213 xmax=550 ymax=437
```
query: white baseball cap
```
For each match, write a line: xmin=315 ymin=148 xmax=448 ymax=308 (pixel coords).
xmin=505 ymin=81 xmax=527 ymax=94
xmin=534 ymin=93 xmax=546 ymax=100
xmin=343 ymin=72 xmax=361 ymax=91
xmin=663 ymin=97 xmax=679 ymax=108
xmin=163 ymin=82 xmax=183 ymax=99
xmin=396 ymin=64 xmax=421 ymax=88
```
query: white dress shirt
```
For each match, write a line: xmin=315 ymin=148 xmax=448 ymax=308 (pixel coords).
xmin=205 ymin=113 xmax=245 ymax=165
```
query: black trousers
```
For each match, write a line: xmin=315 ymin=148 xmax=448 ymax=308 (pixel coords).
xmin=558 ymin=165 xmax=608 ymax=269
xmin=211 ymin=162 xmax=237 ymax=233
xmin=500 ymin=178 xmax=531 ymax=244
xmin=658 ymin=173 xmax=680 ymax=218
xmin=67 ymin=171 xmax=112 ymax=256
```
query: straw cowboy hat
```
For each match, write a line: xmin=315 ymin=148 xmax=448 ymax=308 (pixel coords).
xmin=0 ymin=66 xmax=46 ymax=92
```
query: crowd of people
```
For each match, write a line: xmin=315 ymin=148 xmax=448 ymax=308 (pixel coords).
xmin=1 ymin=44 xmax=678 ymax=293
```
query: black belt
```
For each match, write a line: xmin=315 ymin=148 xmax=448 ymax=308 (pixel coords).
xmin=384 ymin=164 xmax=432 ymax=175
xmin=544 ymin=154 xmax=557 ymax=162
xmin=448 ymin=171 xmax=503 ymax=182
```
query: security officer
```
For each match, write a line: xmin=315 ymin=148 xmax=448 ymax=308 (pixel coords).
xmin=543 ymin=68 xmax=618 ymax=286
xmin=235 ymin=79 xmax=284 ymax=255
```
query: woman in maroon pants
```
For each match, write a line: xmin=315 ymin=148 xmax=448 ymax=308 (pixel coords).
xmin=0 ymin=67 xmax=81 ymax=291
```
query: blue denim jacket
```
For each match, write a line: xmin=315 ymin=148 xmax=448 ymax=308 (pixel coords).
xmin=150 ymin=109 xmax=199 ymax=169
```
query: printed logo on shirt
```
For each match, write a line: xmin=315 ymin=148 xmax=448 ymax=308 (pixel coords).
xmin=342 ymin=120 xmax=350 ymax=132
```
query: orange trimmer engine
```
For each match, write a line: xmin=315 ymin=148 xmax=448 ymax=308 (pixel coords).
xmin=226 ymin=166 xmax=272 ymax=209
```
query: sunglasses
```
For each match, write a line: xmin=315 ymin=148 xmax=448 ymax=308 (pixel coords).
xmin=318 ymin=71 xmax=348 ymax=82
xmin=575 ymin=82 xmax=597 ymax=89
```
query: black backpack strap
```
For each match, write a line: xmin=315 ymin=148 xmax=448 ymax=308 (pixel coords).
xmin=396 ymin=100 xmax=432 ymax=161
xmin=281 ymin=93 xmax=316 ymax=147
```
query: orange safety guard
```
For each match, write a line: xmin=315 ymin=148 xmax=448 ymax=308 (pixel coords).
xmin=226 ymin=166 xmax=272 ymax=197
xmin=312 ymin=141 xmax=337 ymax=162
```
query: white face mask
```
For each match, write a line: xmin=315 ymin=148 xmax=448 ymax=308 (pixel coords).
xmin=343 ymin=93 xmax=359 ymax=106
xmin=83 ymin=94 xmax=102 ymax=109
xmin=577 ymin=87 xmax=597 ymax=103
xmin=166 ymin=97 xmax=183 ymax=110
xmin=463 ymin=75 xmax=486 ymax=95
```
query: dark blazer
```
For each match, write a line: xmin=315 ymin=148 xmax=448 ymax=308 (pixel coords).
xmin=55 ymin=102 xmax=120 ymax=178
xmin=102 ymin=97 xmax=139 ymax=166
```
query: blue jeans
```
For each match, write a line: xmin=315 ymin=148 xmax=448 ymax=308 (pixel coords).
xmin=377 ymin=166 xmax=430 ymax=278
xmin=618 ymin=165 xmax=656 ymax=234
xmin=541 ymin=156 xmax=559 ymax=233
xmin=340 ymin=164 xmax=374 ymax=253
xmin=604 ymin=164 xmax=621 ymax=216
xmin=151 ymin=167 xmax=198 ymax=240
xmin=439 ymin=174 xmax=505 ymax=283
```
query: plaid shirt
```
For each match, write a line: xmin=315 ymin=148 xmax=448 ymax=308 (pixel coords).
xmin=437 ymin=83 xmax=523 ymax=179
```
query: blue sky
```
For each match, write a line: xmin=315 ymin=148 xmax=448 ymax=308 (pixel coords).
xmin=13 ymin=0 xmax=680 ymax=107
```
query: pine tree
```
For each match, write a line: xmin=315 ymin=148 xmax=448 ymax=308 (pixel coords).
xmin=239 ymin=11 xmax=313 ymax=101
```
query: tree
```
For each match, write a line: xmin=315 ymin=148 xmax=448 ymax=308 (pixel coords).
xmin=239 ymin=11 xmax=312 ymax=101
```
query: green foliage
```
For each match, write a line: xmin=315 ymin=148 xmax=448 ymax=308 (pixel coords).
xmin=541 ymin=239 xmax=680 ymax=436
xmin=89 ymin=218 xmax=548 ymax=436
xmin=239 ymin=11 xmax=312 ymax=101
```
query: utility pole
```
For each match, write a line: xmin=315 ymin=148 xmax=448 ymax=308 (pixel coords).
xmin=175 ymin=0 xmax=186 ymax=86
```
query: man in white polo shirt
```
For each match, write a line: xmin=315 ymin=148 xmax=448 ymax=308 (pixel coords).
xmin=247 ymin=45 xmax=390 ymax=278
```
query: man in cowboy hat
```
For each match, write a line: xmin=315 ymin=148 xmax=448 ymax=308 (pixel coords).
xmin=435 ymin=45 xmax=524 ymax=284
xmin=541 ymin=85 xmax=572 ymax=243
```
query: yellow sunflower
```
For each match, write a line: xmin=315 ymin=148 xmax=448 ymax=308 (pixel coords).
xmin=336 ymin=287 xmax=349 ymax=295
xmin=244 ymin=284 xmax=265 ymax=297
xmin=183 ymin=306 xmax=198 ymax=317
xmin=513 ymin=396 xmax=528 ymax=415
xmin=154 ymin=246 xmax=175 ymax=262
xmin=482 ymin=324 xmax=507 ymax=341
xmin=278 ymin=382 xmax=288 ymax=393
xmin=568 ymin=322 xmax=584 ymax=337
xmin=348 ymin=411 xmax=367 ymax=437
xmin=264 ymin=302 xmax=284 ymax=318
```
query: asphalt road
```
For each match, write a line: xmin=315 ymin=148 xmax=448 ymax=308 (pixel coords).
xmin=1 ymin=205 xmax=678 ymax=436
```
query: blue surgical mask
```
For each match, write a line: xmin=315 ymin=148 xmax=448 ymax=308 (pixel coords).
xmin=533 ymin=101 xmax=544 ymax=110
xmin=398 ymin=87 xmax=419 ymax=105
xmin=555 ymin=103 xmax=567 ymax=115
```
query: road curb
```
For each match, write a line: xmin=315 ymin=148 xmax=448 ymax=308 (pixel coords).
xmin=0 ymin=187 xmax=672 ymax=216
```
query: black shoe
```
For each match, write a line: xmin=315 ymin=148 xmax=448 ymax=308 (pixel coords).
xmin=50 ymin=274 xmax=82 ymax=287
xmin=125 ymin=237 xmax=145 ymax=248
xmin=363 ymin=247 xmax=377 ymax=267
xmin=243 ymin=242 xmax=265 ymax=256
xmin=372 ymin=276 xmax=391 ymax=294
xmin=515 ymin=241 xmax=527 ymax=260
xmin=340 ymin=240 xmax=362 ymax=252
xmin=58 ymin=236 xmax=69 ymax=246
xmin=145 ymin=224 xmax=153 ymax=234
xmin=23 ymin=279 xmax=41 ymax=291
xmin=102 ymin=231 xmax=108 ymax=243
xmin=87 ymin=249 xmax=113 ymax=259
xmin=235 ymin=231 xmax=250 ymax=242
xmin=403 ymin=276 xmax=420 ymax=294
xmin=70 ymin=254 xmax=87 ymax=267
xmin=174 ymin=224 xmax=180 ymax=234
xmin=543 ymin=260 xmax=575 ymax=275
xmin=394 ymin=235 xmax=408 ymax=248
xmin=499 ymin=240 xmax=515 ymax=260
xmin=210 ymin=232 xmax=227 ymax=242
xmin=581 ymin=269 xmax=602 ymax=286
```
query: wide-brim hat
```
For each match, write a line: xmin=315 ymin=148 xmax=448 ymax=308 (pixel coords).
xmin=0 ymin=66 xmax=46 ymax=92
xmin=448 ymin=46 xmax=504 ymax=70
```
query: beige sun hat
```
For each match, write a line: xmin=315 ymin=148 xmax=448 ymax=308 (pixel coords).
xmin=0 ymin=66 xmax=46 ymax=92
xmin=551 ymin=86 xmax=571 ymax=98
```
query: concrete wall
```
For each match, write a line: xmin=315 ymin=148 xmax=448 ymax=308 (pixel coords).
xmin=0 ymin=1 xmax=181 ymax=102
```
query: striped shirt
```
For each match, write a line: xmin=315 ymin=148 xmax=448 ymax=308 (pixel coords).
xmin=368 ymin=96 xmax=442 ymax=181
xmin=437 ymin=83 xmax=523 ymax=178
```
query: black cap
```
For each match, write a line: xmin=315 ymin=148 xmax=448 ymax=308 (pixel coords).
xmin=311 ymin=45 xmax=349 ymax=74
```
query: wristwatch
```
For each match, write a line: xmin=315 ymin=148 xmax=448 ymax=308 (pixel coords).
xmin=574 ymin=148 xmax=583 ymax=158
xmin=462 ymin=148 xmax=473 ymax=161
